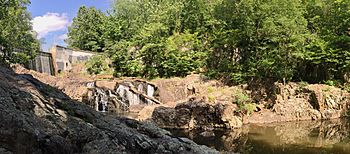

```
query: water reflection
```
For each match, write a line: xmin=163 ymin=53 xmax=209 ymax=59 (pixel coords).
xmin=169 ymin=119 xmax=350 ymax=154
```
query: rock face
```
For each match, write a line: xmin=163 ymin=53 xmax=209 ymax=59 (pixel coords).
xmin=0 ymin=65 xmax=217 ymax=154
xmin=152 ymin=98 xmax=242 ymax=129
xmin=247 ymin=83 xmax=350 ymax=124
xmin=274 ymin=83 xmax=350 ymax=120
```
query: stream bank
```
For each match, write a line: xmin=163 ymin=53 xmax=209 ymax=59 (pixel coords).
xmin=169 ymin=118 xmax=350 ymax=153
xmin=14 ymin=64 xmax=350 ymax=132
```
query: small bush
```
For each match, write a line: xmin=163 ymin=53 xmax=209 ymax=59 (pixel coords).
xmin=230 ymin=72 xmax=246 ymax=84
xmin=240 ymin=103 xmax=256 ymax=115
xmin=86 ymin=55 xmax=110 ymax=75
xmin=234 ymin=91 xmax=250 ymax=104
xmin=233 ymin=90 xmax=256 ymax=115
xmin=297 ymin=81 xmax=309 ymax=92
xmin=207 ymin=86 xmax=214 ymax=94
xmin=324 ymin=80 xmax=341 ymax=87
xmin=208 ymin=95 xmax=215 ymax=102
xmin=298 ymin=81 xmax=308 ymax=88
xmin=343 ymin=84 xmax=350 ymax=93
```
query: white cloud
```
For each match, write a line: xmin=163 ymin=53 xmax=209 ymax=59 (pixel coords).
xmin=32 ymin=13 xmax=69 ymax=39
xmin=58 ymin=34 xmax=68 ymax=40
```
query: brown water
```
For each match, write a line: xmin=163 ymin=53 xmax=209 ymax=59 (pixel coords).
xmin=169 ymin=119 xmax=350 ymax=154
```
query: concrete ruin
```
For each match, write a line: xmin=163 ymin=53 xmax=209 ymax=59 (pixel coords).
xmin=25 ymin=45 xmax=95 ymax=76
xmin=26 ymin=51 xmax=55 ymax=75
xmin=50 ymin=45 xmax=95 ymax=74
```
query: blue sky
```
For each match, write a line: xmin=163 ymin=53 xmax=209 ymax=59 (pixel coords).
xmin=28 ymin=0 xmax=112 ymax=51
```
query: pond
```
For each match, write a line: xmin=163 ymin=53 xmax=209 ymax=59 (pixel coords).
xmin=169 ymin=118 xmax=350 ymax=154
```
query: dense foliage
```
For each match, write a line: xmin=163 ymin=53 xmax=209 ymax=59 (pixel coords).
xmin=67 ymin=0 xmax=350 ymax=84
xmin=86 ymin=55 xmax=110 ymax=75
xmin=67 ymin=6 xmax=106 ymax=52
xmin=0 ymin=0 xmax=40 ymax=64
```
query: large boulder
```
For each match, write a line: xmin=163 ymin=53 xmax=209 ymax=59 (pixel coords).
xmin=152 ymin=98 xmax=242 ymax=129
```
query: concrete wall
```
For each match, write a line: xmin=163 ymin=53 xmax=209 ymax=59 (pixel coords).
xmin=50 ymin=45 xmax=95 ymax=74
xmin=26 ymin=52 xmax=55 ymax=75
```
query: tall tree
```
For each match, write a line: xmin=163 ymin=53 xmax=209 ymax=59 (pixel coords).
xmin=0 ymin=0 xmax=40 ymax=64
xmin=209 ymin=0 xmax=308 ymax=82
xmin=300 ymin=0 xmax=350 ymax=82
xmin=67 ymin=6 xmax=106 ymax=52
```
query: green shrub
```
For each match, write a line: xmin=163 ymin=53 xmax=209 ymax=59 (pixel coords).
xmin=208 ymin=95 xmax=215 ymax=102
xmin=322 ymin=87 xmax=331 ymax=92
xmin=207 ymin=86 xmax=214 ymax=94
xmin=297 ymin=81 xmax=309 ymax=92
xmin=343 ymin=84 xmax=350 ymax=93
xmin=233 ymin=90 xmax=256 ymax=115
xmin=241 ymin=103 xmax=256 ymax=116
xmin=234 ymin=92 xmax=250 ymax=105
xmin=230 ymin=73 xmax=246 ymax=84
xmin=86 ymin=55 xmax=110 ymax=75
xmin=324 ymin=80 xmax=341 ymax=87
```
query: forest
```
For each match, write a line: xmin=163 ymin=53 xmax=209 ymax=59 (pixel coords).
xmin=1 ymin=0 xmax=350 ymax=85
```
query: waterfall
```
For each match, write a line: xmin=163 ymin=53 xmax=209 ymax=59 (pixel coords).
xmin=147 ymin=85 xmax=155 ymax=97
xmin=95 ymin=88 xmax=108 ymax=112
xmin=88 ymin=80 xmax=159 ymax=113
xmin=138 ymin=84 xmax=144 ymax=93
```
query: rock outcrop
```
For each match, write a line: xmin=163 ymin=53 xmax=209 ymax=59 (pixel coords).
xmin=247 ymin=83 xmax=350 ymax=124
xmin=0 ymin=65 xmax=217 ymax=154
xmin=152 ymin=82 xmax=350 ymax=129
xmin=152 ymin=98 xmax=242 ymax=130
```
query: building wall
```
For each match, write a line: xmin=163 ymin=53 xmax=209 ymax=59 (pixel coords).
xmin=50 ymin=45 xmax=95 ymax=74
xmin=26 ymin=52 xmax=55 ymax=75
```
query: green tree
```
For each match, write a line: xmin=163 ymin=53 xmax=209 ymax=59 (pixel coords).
xmin=299 ymin=0 xmax=350 ymax=83
xmin=0 ymin=0 xmax=40 ymax=64
xmin=67 ymin=6 xmax=106 ymax=52
xmin=106 ymin=0 xmax=209 ymax=78
xmin=67 ymin=0 xmax=350 ymax=85
xmin=209 ymin=0 xmax=308 ymax=83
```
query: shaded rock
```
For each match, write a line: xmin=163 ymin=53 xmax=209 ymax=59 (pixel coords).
xmin=152 ymin=107 xmax=192 ymax=129
xmin=137 ymin=104 xmax=167 ymax=121
xmin=152 ymin=97 xmax=242 ymax=129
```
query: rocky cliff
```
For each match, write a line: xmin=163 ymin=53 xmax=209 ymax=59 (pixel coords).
xmin=0 ymin=65 xmax=217 ymax=154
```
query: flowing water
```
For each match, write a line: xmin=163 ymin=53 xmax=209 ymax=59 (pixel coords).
xmin=169 ymin=119 xmax=350 ymax=154
xmin=88 ymin=81 xmax=158 ymax=112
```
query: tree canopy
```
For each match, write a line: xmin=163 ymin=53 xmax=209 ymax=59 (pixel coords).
xmin=67 ymin=6 xmax=106 ymax=52
xmin=0 ymin=0 xmax=40 ymax=64
xmin=67 ymin=0 xmax=350 ymax=84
